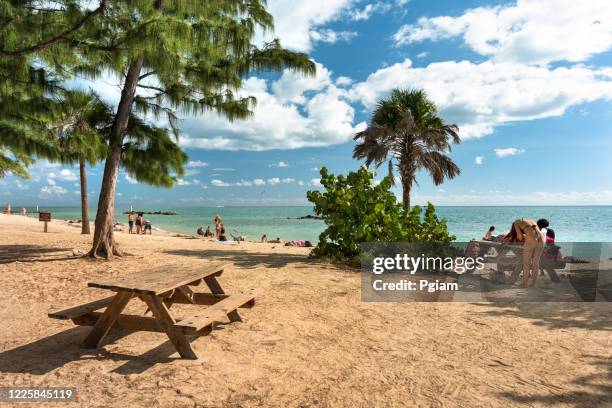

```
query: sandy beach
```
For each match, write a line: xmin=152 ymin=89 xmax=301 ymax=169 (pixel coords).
xmin=0 ymin=213 xmax=610 ymax=407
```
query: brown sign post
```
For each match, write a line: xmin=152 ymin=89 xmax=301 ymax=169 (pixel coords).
xmin=39 ymin=211 xmax=51 ymax=232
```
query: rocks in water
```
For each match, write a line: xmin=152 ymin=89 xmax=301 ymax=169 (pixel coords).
xmin=286 ymin=214 xmax=323 ymax=220
xmin=122 ymin=210 xmax=177 ymax=215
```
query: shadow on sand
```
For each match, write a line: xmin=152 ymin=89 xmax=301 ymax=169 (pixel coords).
xmin=164 ymin=248 xmax=321 ymax=270
xmin=499 ymin=355 xmax=611 ymax=407
xmin=0 ymin=326 xmax=193 ymax=375
xmin=470 ymin=301 xmax=612 ymax=332
xmin=471 ymin=302 xmax=611 ymax=406
xmin=0 ymin=244 xmax=77 ymax=264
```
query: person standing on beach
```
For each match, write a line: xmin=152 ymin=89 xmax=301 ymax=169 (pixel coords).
xmin=136 ymin=212 xmax=143 ymax=234
xmin=128 ymin=211 xmax=135 ymax=234
xmin=511 ymin=219 xmax=545 ymax=288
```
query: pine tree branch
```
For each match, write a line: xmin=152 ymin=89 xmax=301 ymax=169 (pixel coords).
xmin=139 ymin=71 xmax=157 ymax=80
xmin=0 ymin=1 xmax=107 ymax=57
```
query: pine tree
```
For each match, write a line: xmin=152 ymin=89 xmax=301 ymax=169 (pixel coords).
xmin=1 ymin=2 xmax=315 ymax=258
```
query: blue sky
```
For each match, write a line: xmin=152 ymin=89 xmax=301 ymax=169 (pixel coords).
xmin=2 ymin=0 xmax=612 ymax=206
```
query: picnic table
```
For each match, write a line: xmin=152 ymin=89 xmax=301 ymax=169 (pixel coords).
xmin=465 ymin=240 xmax=566 ymax=284
xmin=49 ymin=262 xmax=255 ymax=359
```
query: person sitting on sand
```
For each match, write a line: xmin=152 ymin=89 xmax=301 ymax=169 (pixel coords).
xmin=284 ymin=240 xmax=313 ymax=247
xmin=261 ymin=234 xmax=268 ymax=243
xmin=197 ymin=225 xmax=205 ymax=236
xmin=204 ymin=226 xmax=213 ymax=237
xmin=128 ymin=211 xmax=135 ymax=234
xmin=218 ymin=226 xmax=228 ymax=241
xmin=143 ymin=219 xmax=152 ymax=235
xmin=269 ymin=237 xmax=283 ymax=244
xmin=483 ymin=225 xmax=495 ymax=240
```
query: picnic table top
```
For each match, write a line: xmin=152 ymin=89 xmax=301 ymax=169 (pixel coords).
xmin=88 ymin=261 xmax=232 ymax=295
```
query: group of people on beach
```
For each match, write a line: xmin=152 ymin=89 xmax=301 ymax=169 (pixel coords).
xmin=127 ymin=211 xmax=152 ymax=235
xmin=482 ymin=218 xmax=555 ymax=288
xmin=197 ymin=215 xmax=231 ymax=241
xmin=196 ymin=214 xmax=312 ymax=246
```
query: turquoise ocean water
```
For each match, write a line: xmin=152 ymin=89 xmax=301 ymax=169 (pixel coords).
xmin=19 ymin=205 xmax=612 ymax=243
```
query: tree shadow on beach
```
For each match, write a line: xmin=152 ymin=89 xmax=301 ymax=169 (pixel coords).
xmin=498 ymin=355 xmax=611 ymax=407
xmin=164 ymin=248 xmax=324 ymax=270
xmin=0 ymin=326 xmax=189 ymax=375
xmin=0 ymin=244 xmax=77 ymax=264
xmin=470 ymin=301 xmax=612 ymax=332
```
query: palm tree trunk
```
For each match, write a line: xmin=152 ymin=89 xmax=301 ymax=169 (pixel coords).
xmin=79 ymin=158 xmax=90 ymax=234
xmin=402 ymin=184 xmax=411 ymax=210
xmin=88 ymin=55 xmax=144 ymax=258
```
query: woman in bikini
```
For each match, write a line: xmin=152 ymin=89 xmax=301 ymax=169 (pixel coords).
xmin=506 ymin=219 xmax=545 ymax=287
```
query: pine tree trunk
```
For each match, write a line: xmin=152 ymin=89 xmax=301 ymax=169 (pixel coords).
xmin=79 ymin=158 xmax=90 ymax=234
xmin=88 ymin=56 xmax=144 ymax=258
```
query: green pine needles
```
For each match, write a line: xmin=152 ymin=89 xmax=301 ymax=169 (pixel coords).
xmin=0 ymin=1 xmax=315 ymax=258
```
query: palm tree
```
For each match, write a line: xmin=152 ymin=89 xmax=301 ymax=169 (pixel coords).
xmin=353 ymin=88 xmax=461 ymax=209
xmin=50 ymin=91 xmax=109 ymax=234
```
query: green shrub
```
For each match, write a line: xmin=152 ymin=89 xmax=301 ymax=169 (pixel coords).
xmin=307 ymin=166 xmax=455 ymax=265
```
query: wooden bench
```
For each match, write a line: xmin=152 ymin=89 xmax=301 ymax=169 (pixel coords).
xmin=465 ymin=240 xmax=566 ymax=283
xmin=48 ymin=261 xmax=256 ymax=359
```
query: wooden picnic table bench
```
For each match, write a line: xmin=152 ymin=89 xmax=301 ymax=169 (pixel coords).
xmin=49 ymin=261 xmax=255 ymax=359
xmin=465 ymin=240 xmax=566 ymax=284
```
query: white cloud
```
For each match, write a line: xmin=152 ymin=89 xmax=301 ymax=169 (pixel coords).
xmin=270 ymin=161 xmax=289 ymax=168
xmin=211 ymin=179 xmax=230 ymax=187
xmin=212 ymin=168 xmax=235 ymax=171
xmin=39 ymin=185 xmax=67 ymax=197
xmin=392 ymin=0 xmax=612 ymax=65
xmin=47 ymin=177 xmax=56 ymax=186
xmin=14 ymin=180 xmax=29 ymax=190
xmin=416 ymin=52 xmax=428 ymax=58
xmin=124 ymin=174 xmax=138 ymax=184
xmin=350 ymin=3 xmax=393 ymax=21
xmin=58 ymin=168 xmax=78 ymax=181
xmin=176 ymin=178 xmax=190 ymax=186
xmin=348 ymin=58 xmax=612 ymax=139
xmin=235 ymin=179 xmax=253 ymax=187
xmin=207 ymin=177 xmax=297 ymax=187
xmin=494 ymin=147 xmax=525 ymax=158
xmin=309 ymin=178 xmax=322 ymax=186
xmin=184 ymin=169 xmax=199 ymax=177
xmin=187 ymin=160 xmax=208 ymax=167
xmin=181 ymin=71 xmax=364 ymax=150
xmin=335 ymin=76 xmax=353 ymax=86
xmin=474 ymin=155 xmax=484 ymax=165
xmin=262 ymin=0 xmax=353 ymax=52
xmin=310 ymin=29 xmax=357 ymax=45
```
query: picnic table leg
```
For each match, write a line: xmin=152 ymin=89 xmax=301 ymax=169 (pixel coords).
xmin=204 ymin=275 xmax=242 ymax=322
xmin=142 ymin=294 xmax=198 ymax=359
xmin=543 ymin=267 xmax=561 ymax=282
xmin=507 ymin=263 xmax=523 ymax=285
xmin=82 ymin=292 xmax=133 ymax=348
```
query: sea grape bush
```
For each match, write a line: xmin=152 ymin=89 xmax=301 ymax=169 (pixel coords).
xmin=306 ymin=166 xmax=455 ymax=265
